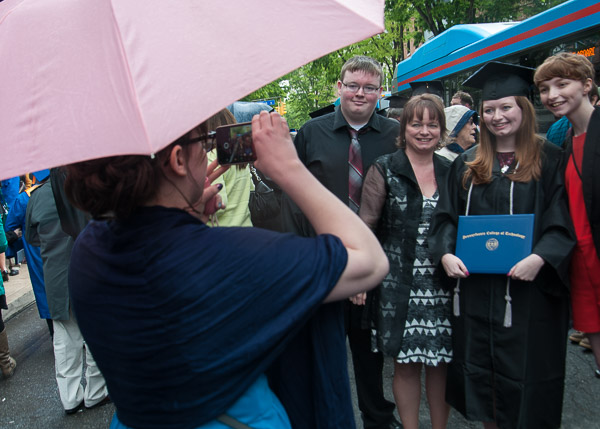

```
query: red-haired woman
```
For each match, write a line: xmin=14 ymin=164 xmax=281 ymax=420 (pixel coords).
xmin=535 ymin=53 xmax=600 ymax=379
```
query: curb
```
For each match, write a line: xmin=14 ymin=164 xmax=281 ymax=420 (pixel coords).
xmin=5 ymin=289 xmax=36 ymax=322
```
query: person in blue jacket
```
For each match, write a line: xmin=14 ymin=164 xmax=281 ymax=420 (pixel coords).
xmin=2 ymin=176 xmax=22 ymax=276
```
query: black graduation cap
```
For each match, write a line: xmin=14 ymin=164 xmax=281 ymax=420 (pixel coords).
xmin=409 ymin=80 xmax=444 ymax=99
xmin=462 ymin=61 xmax=534 ymax=101
xmin=386 ymin=94 xmax=409 ymax=109
xmin=308 ymin=104 xmax=335 ymax=118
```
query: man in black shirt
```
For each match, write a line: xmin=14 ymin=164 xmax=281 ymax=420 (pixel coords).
xmin=276 ymin=56 xmax=402 ymax=429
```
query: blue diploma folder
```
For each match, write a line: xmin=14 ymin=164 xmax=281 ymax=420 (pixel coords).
xmin=455 ymin=214 xmax=534 ymax=274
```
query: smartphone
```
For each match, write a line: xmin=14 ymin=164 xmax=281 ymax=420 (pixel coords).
xmin=215 ymin=122 xmax=257 ymax=165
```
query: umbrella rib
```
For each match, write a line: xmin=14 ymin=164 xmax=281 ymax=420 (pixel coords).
xmin=334 ymin=0 xmax=384 ymax=36
xmin=107 ymin=0 xmax=154 ymax=156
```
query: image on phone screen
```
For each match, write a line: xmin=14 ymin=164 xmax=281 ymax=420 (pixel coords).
xmin=215 ymin=122 xmax=256 ymax=165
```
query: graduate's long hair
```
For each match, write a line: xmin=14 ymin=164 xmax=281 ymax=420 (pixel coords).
xmin=463 ymin=96 xmax=543 ymax=186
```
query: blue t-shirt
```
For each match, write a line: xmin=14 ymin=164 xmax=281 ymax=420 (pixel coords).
xmin=69 ymin=206 xmax=347 ymax=429
xmin=110 ymin=374 xmax=290 ymax=429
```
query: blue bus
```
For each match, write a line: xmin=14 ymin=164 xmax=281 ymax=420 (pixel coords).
xmin=392 ymin=0 xmax=600 ymax=129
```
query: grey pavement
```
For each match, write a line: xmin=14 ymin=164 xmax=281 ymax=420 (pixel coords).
xmin=349 ymin=344 xmax=600 ymax=429
xmin=2 ymin=264 xmax=114 ymax=428
xmin=3 ymin=265 xmax=599 ymax=428
xmin=4 ymin=262 xmax=36 ymax=321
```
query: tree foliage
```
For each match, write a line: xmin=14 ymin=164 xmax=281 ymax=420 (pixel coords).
xmin=411 ymin=0 xmax=566 ymax=36
xmin=284 ymin=60 xmax=338 ymax=130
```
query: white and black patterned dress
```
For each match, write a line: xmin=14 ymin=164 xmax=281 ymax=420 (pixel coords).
xmin=359 ymin=150 xmax=453 ymax=367
xmin=395 ymin=191 xmax=452 ymax=366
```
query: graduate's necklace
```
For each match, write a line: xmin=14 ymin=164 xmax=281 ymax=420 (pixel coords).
xmin=497 ymin=152 xmax=516 ymax=174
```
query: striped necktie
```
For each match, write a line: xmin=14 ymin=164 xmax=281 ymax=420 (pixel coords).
xmin=348 ymin=127 xmax=364 ymax=213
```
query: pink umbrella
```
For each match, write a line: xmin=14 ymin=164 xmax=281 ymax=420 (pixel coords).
xmin=0 ymin=0 xmax=384 ymax=180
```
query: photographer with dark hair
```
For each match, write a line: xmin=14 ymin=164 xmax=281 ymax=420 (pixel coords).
xmin=65 ymin=111 xmax=389 ymax=429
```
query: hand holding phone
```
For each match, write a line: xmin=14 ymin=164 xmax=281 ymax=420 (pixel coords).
xmin=203 ymin=177 xmax=220 ymax=215
xmin=250 ymin=111 xmax=298 ymax=183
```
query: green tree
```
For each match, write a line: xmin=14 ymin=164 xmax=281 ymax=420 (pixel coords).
xmin=241 ymin=80 xmax=286 ymax=105
xmin=409 ymin=0 xmax=567 ymax=36
xmin=284 ymin=59 xmax=338 ymax=130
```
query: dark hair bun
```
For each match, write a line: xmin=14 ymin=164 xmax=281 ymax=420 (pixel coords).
xmin=65 ymin=155 xmax=161 ymax=220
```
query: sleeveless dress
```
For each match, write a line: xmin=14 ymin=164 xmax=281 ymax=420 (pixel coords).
xmin=395 ymin=191 xmax=452 ymax=365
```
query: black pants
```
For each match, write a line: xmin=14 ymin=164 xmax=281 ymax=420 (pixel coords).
xmin=0 ymin=294 xmax=6 ymax=331
xmin=346 ymin=302 xmax=396 ymax=429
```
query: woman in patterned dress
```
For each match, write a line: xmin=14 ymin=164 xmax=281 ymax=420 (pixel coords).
xmin=358 ymin=94 xmax=452 ymax=429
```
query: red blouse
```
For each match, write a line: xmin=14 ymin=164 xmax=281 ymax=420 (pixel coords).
xmin=565 ymin=133 xmax=593 ymax=242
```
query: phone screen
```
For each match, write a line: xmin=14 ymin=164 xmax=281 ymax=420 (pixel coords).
xmin=215 ymin=122 xmax=256 ymax=165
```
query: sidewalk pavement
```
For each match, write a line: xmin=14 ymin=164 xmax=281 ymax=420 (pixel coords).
xmin=4 ymin=262 xmax=36 ymax=321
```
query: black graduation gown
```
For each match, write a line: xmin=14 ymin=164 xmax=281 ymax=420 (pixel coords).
xmin=429 ymin=141 xmax=575 ymax=429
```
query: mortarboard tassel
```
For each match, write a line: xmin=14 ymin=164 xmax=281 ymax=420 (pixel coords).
xmin=503 ymin=277 xmax=512 ymax=328
xmin=453 ymin=278 xmax=461 ymax=317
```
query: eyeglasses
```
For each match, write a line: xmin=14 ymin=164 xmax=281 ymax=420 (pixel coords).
xmin=341 ymin=82 xmax=381 ymax=94
xmin=180 ymin=131 xmax=216 ymax=152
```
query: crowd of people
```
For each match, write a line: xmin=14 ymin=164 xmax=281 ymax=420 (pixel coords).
xmin=0 ymin=51 xmax=598 ymax=429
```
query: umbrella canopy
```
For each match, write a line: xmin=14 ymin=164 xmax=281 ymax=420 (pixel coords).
xmin=0 ymin=0 xmax=384 ymax=181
